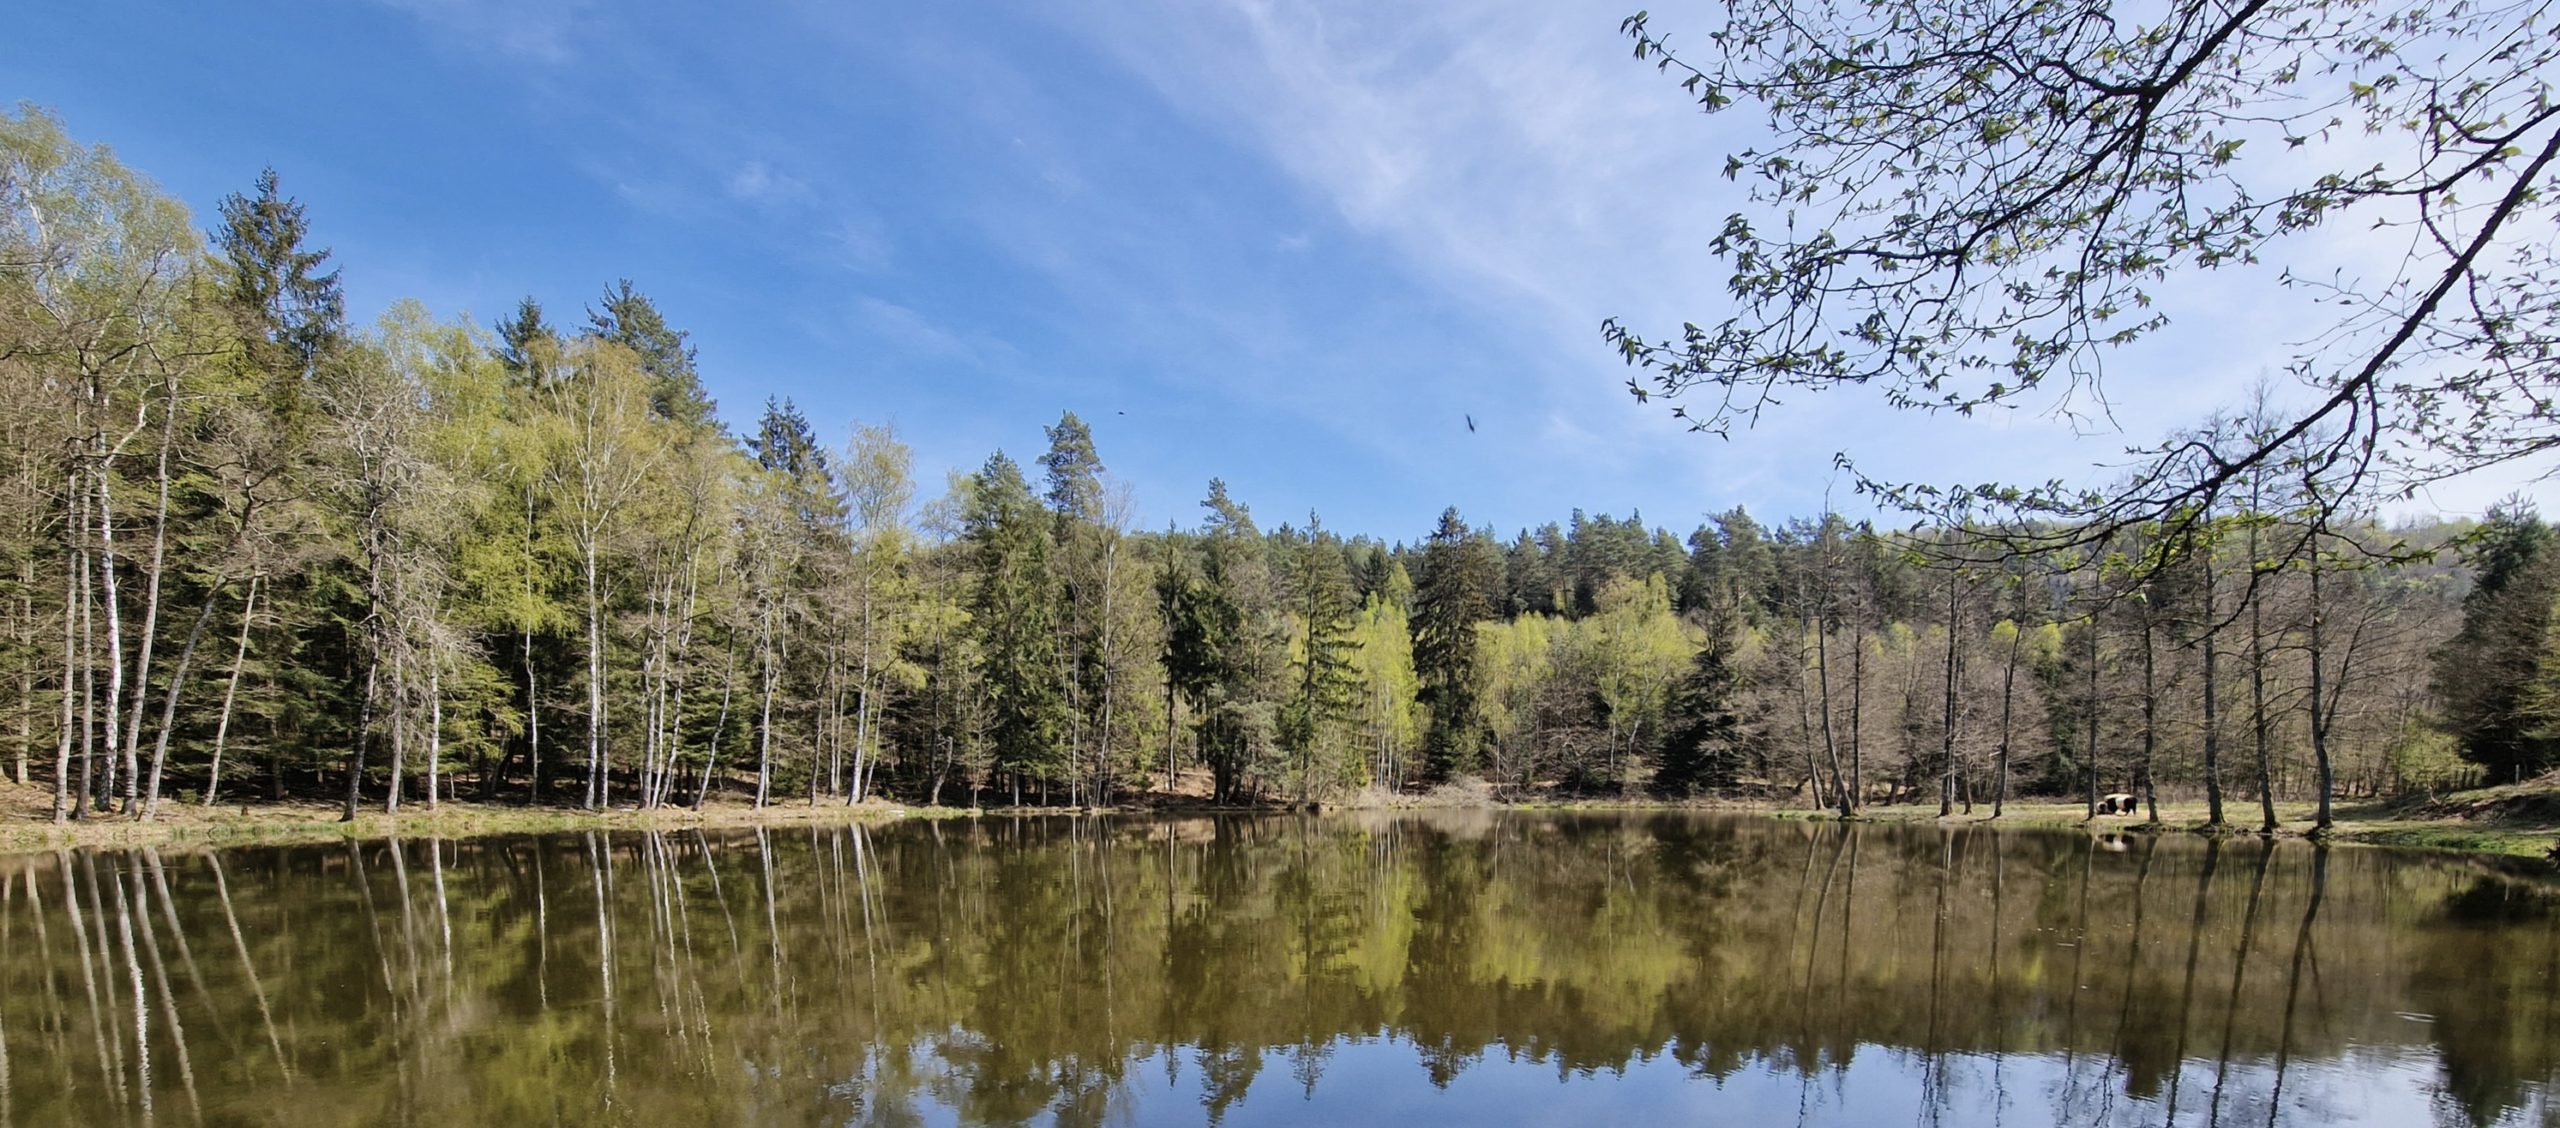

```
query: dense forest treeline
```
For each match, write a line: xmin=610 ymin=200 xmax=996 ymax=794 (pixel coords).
xmin=6 ymin=106 xmax=2558 ymax=825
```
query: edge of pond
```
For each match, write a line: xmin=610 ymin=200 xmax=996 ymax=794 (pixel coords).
xmin=7 ymin=790 xmax=2556 ymax=869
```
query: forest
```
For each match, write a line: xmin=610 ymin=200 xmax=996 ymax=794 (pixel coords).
xmin=6 ymin=104 xmax=2557 ymax=827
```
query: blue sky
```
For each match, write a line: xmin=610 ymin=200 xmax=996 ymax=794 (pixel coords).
xmin=9 ymin=0 xmax=2538 ymax=542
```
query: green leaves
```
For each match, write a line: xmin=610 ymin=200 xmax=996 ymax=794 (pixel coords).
xmin=1608 ymin=0 xmax=2560 ymax=550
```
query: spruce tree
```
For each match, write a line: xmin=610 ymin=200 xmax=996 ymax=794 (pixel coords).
xmin=1412 ymin=507 xmax=1499 ymax=780
xmin=587 ymin=279 xmax=713 ymax=428
xmin=492 ymin=296 xmax=556 ymax=384
xmin=965 ymin=453 xmax=1064 ymax=799
xmin=215 ymin=167 xmax=346 ymax=377
xmin=1040 ymin=410 xmax=1109 ymax=797
xmin=1656 ymin=598 xmax=1753 ymax=795
xmin=1187 ymin=480 xmax=1277 ymax=802
xmin=2436 ymin=503 xmax=2560 ymax=781
xmin=1282 ymin=515 xmax=1360 ymax=797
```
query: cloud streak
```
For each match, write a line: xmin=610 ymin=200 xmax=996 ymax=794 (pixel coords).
xmin=1045 ymin=0 xmax=2552 ymax=523
xmin=374 ymin=0 xmax=596 ymax=63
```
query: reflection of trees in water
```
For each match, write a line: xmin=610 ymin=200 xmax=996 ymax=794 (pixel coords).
xmin=0 ymin=815 xmax=2554 ymax=1125
xmin=2210 ymin=841 xmax=2277 ymax=1127
xmin=2409 ymin=870 xmax=2560 ymax=1127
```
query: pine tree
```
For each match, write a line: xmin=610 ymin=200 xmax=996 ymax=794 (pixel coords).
xmin=965 ymin=453 xmax=1064 ymax=801
xmin=2438 ymin=502 xmax=2560 ymax=781
xmin=1187 ymin=480 xmax=1279 ymax=802
xmin=215 ymin=167 xmax=346 ymax=379
xmin=587 ymin=279 xmax=713 ymax=428
xmin=1281 ymin=514 xmax=1361 ymax=798
xmin=492 ymin=296 xmax=556 ymax=385
xmin=1039 ymin=411 xmax=1109 ymax=798
xmin=1655 ymin=597 xmax=1753 ymax=795
xmin=213 ymin=166 xmax=354 ymax=813
xmin=1039 ymin=412 xmax=1104 ymax=521
xmin=1412 ymin=507 xmax=1499 ymax=780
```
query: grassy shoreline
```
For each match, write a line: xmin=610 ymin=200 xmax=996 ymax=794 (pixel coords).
xmin=1429 ymin=790 xmax=2560 ymax=860
xmin=0 ymin=782 xmax=955 ymax=854
xmin=8 ymin=778 xmax=2557 ymax=861
xmin=1754 ymin=797 xmax=2560 ymax=858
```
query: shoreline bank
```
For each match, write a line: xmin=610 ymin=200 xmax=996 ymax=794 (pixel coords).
xmin=6 ymin=781 xmax=2553 ymax=861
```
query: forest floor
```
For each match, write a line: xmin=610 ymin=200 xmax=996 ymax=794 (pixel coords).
xmin=0 ymin=778 xmax=946 ymax=854
xmin=1742 ymin=788 xmax=2560 ymax=860
xmin=9 ymin=774 xmax=2560 ymax=862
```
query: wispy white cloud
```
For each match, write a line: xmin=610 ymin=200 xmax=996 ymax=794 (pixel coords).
xmin=827 ymin=215 xmax=892 ymax=273
xmin=1031 ymin=1 xmax=1938 ymax=519
xmin=725 ymin=160 xmax=808 ymax=204
xmin=349 ymin=0 xmax=2545 ymax=534
xmin=1043 ymin=0 xmax=2553 ymax=523
xmin=851 ymin=296 xmax=972 ymax=361
xmin=374 ymin=0 xmax=595 ymax=64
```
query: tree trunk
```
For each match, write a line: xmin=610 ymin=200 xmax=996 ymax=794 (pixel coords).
xmin=1815 ymin=614 xmax=1850 ymax=817
xmin=93 ymin=464 xmax=128 ymax=815
xmin=2141 ymin=611 xmax=2160 ymax=824
xmin=659 ymin=533 xmax=704 ymax=809
xmin=205 ymin=575 xmax=257 ymax=806
xmin=1096 ymin=537 xmax=1120 ymax=806
xmin=15 ymin=550 xmax=31 ymax=786
xmin=847 ymin=590 xmax=874 ymax=807
xmin=521 ymin=482 xmax=542 ymax=806
xmin=1938 ymin=571 xmax=1959 ymax=819
xmin=2248 ymin=521 xmax=2277 ymax=834
xmin=815 ymin=638 xmax=839 ymax=806
xmin=1849 ymin=617 xmax=1865 ymax=810
xmin=118 ymin=382 xmax=179 ymax=818
xmin=75 ymin=521 xmax=95 ymax=818
xmin=2084 ymin=610 xmax=2099 ymax=820
xmin=140 ymin=582 xmax=222 ymax=819
xmin=1795 ymin=621 xmax=1825 ymax=810
xmin=341 ymin=660 xmax=375 ymax=822
xmin=583 ymin=538 xmax=607 ymax=810
xmin=2201 ymin=542 xmax=2225 ymax=826
xmin=693 ymin=641 xmax=737 ymax=810
xmin=753 ymin=602 xmax=777 ymax=810
xmin=426 ymin=664 xmax=441 ymax=810
xmin=2307 ymin=546 xmax=2335 ymax=832
xmin=1993 ymin=617 xmax=2022 ymax=818
xmin=52 ymin=484 xmax=79 ymax=823
xmin=386 ymin=640 xmax=407 ymax=815
xmin=523 ymin=627 xmax=542 ymax=806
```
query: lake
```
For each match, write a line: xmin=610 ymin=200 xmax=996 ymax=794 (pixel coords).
xmin=0 ymin=812 xmax=2554 ymax=1126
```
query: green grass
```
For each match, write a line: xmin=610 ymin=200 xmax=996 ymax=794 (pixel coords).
xmin=15 ymin=779 xmax=2560 ymax=863
xmin=2342 ymin=824 xmax=2555 ymax=857
xmin=0 ymin=791 xmax=965 ymax=856
xmin=1721 ymin=794 xmax=2560 ymax=860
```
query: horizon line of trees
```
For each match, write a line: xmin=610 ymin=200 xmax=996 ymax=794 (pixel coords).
xmin=6 ymin=105 xmax=2554 ymax=827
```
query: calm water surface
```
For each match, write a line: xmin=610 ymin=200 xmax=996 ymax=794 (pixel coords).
xmin=2 ymin=812 xmax=2557 ymax=1126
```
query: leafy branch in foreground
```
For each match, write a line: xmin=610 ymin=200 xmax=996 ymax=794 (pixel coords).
xmin=1605 ymin=0 xmax=2560 ymax=551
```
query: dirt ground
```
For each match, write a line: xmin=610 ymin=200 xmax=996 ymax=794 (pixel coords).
xmin=9 ymin=773 xmax=2560 ymax=860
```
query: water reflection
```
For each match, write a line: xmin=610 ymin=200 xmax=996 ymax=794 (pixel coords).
xmin=1 ymin=814 xmax=2556 ymax=1126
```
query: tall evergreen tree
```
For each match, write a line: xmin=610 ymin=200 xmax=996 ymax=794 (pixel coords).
xmin=587 ymin=279 xmax=713 ymax=428
xmin=1188 ymin=480 xmax=1280 ymax=802
xmin=1281 ymin=514 xmax=1360 ymax=798
xmin=1655 ymin=596 xmax=1753 ymax=795
xmin=1039 ymin=412 xmax=1104 ymax=521
xmin=965 ymin=453 xmax=1065 ymax=801
xmin=215 ymin=167 xmax=346 ymax=378
xmin=492 ymin=296 xmax=556 ymax=385
xmin=1040 ymin=411 xmax=1132 ymax=801
xmin=1412 ymin=507 xmax=1500 ymax=780
xmin=2437 ymin=503 xmax=2560 ymax=782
